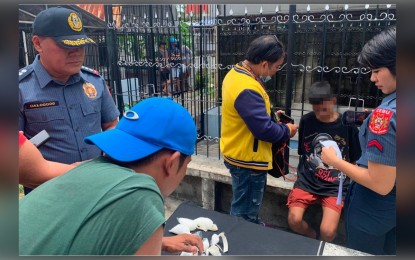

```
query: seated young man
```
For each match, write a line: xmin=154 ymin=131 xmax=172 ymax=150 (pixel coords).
xmin=19 ymin=97 xmax=203 ymax=255
xmin=286 ymin=81 xmax=361 ymax=242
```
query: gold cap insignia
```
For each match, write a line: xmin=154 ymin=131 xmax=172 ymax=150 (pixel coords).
xmin=68 ymin=12 xmax=83 ymax=32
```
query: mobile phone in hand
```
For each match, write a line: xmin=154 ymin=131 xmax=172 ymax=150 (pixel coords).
xmin=277 ymin=113 xmax=294 ymax=124
xmin=29 ymin=130 xmax=50 ymax=148
xmin=341 ymin=110 xmax=370 ymax=127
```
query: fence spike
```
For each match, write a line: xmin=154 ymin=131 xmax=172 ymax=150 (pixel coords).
xmin=307 ymin=4 xmax=310 ymax=12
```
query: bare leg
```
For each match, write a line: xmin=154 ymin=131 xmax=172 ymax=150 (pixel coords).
xmin=288 ymin=206 xmax=317 ymax=239
xmin=162 ymin=81 xmax=167 ymax=95
xmin=319 ymin=206 xmax=341 ymax=242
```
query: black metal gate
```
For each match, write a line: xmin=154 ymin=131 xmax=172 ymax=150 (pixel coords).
xmin=19 ymin=4 xmax=396 ymax=159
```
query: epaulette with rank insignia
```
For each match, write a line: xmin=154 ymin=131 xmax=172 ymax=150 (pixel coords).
xmin=18 ymin=66 xmax=34 ymax=81
xmin=81 ymin=66 xmax=100 ymax=77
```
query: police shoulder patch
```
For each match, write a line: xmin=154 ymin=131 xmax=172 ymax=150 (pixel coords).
xmin=81 ymin=66 xmax=100 ymax=77
xmin=369 ymin=108 xmax=394 ymax=135
xmin=18 ymin=66 xmax=34 ymax=81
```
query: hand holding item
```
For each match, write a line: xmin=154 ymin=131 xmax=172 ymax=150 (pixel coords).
xmin=321 ymin=146 xmax=341 ymax=167
xmin=320 ymin=140 xmax=342 ymax=159
xmin=162 ymin=233 xmax=204 ymax=254
xmin=275 ymin=110 xmax=285 ymax=116
xmin=286 ymin=123 xmax=299 ymax=138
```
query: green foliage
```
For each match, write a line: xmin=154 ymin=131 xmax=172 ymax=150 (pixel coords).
xmin=195 ymin=68 xmax=215 ymax=97
xmin=179 ymin=21 xmax=192 ymax=47
xmin=195 ymin=68 xmax=209 ymax=86
xmin=118 ymin=34 xmax=146 ymax=60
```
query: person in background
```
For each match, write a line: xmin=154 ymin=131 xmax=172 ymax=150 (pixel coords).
xmin=177 ymin=39 xmax=193 ymax=91
xmin=168 ymin=37 xmax=182 ymax=94
xmin=220 ymin=35 xmax=298 ymax=224
xmin=157 ymin=41 xmax=171 ymax=95
xmin=18 ymin=6 xmax=120 ymax=194
xmin=321 ymin=26 xmax=396 ymax=255
xmin=19 ymin=97 xmax=203 ymax=255
xmin=287 ymin=81 xmax=361 ymax=242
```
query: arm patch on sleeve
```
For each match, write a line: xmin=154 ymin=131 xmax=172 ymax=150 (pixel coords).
xmin=369 ymin=108 xmax=393 ymax=135
xmin=368 ymin=139 xmax=383 ymax=152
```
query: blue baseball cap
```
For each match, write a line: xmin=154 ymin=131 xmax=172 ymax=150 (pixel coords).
xmin=33 ymin=6 xmax=96 ymax=49
xmin=169 ymin=37 xmax=177 ymax=43
xmin=84 ymin=97 xmax=197 ymax=162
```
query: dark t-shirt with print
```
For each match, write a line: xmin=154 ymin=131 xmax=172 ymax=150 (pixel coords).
xmin=294 ymin=112 xmax=361 ymax=197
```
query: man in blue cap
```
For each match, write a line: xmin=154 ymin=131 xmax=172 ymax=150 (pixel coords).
xmin=18 ymin=6 xmax=120 ymax=194
xmin=19 ymin=97 xmax=203 ymax=255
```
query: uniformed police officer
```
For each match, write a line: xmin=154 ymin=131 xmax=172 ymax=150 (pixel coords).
xmin=321 ymin=26 xmax=396 ymax=255
xmin=19 ymin=6 xmax=120 ymax=193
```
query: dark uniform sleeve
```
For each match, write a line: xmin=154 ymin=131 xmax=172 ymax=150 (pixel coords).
xmin=18 ymin=91 xmax=25 ymax=131
xmin=348 ymin=126 xmax=362 ymax=163
xmin=366 ymin=108 xmax=396 ymax=166
xmin=99 ymin=77 xmax=120 ymax=124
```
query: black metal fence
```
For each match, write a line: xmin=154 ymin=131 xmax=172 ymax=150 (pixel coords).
xmin=19 ymin=4 xmax=396 ymax=159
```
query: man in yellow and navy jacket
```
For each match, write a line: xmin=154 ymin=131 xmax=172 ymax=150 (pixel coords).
xmin=220 ymin=35 xmax=298 ymax=224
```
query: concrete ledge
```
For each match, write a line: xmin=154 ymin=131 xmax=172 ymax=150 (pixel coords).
xmin=187 ymin=155 xmax=295 ymax=196
xmin=177 ymin=154 xmax=348 ymax=247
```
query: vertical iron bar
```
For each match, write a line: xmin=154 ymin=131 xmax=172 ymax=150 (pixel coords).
xmin=355 ymin=8 xmax=368 ymax=112
xmin=284 ymin=4 xmax=296 ymax=173
xmin=148 ymin=5 xmax=157 ymax=94
xmin=300 ymin=9 xmax=310 ymax=117
xmin=105 ymin=4 xmax=124 ymax=116
xmin=319 ymin=8 xmax=328 ymax=80
xmin=199 ymin=5 xmax=205 ymax=139
xmin=336 ymin=8 xmax=347 ymax=111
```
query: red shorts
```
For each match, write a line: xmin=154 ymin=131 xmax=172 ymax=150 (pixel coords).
xmin=286 ymin=188 xmax=344 ymax=214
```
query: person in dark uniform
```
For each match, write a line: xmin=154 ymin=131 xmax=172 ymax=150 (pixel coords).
xmin=321 ymin=26 xmax=396 ymax=255
xmin=18 ymin=7 xmax=120 ymax=194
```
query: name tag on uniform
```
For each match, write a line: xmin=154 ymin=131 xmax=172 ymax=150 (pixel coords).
xmin=24 ymin=101 xmax=59 ymax=109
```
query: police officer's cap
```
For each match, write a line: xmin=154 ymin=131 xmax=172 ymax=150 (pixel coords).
xmin=33 ymin=6 xmax=96 ymax=49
